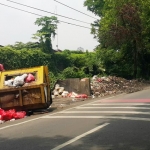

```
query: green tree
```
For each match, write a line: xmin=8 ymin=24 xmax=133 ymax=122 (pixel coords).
xmin=6 ymin=42 xmax=40 ymax=50
xmin=33 ymin=16 xmax=59 ymax=53
xmin=84 ymin=0 xmax=104 ymax=17
xmin=84 ymin=0 xmax=150 ymax=78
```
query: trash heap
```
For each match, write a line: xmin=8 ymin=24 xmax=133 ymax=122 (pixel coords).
xmin=0 ymin=108 xmax=26 ymax=124
xmin=52 ymin=76 xmax=150 ymax=99
xmin=5 ymin=73 xmax=35 ymax=87
xmin=52 ymin=84 xmax=67 ymax=98
xmin=91 ymin=75 xmax=149 ymax=97
xmin=52 ymin=84 xmax=88 ymax=99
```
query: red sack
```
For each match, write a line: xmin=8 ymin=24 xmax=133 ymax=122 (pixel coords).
xmin=25 ymin=74 xmax=35 ymax=83
xmin=2 ymin=109 xmax=16 ymax=121
xmin=0 ymin=64 xmax=4 ymax=71
xmin=13 ymin=111 xmax=26 ymax=119
xmin=75 ymin=94 xmax=88 ymax=98
xmin=0 ymin=108 xmax=4 ymax=115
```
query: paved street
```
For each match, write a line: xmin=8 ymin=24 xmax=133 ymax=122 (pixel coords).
xmin=1 ymin=89 xmax=150 ymax=150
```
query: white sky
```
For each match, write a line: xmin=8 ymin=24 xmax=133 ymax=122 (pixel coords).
xmin=0 ymin=0 xmax=99 ymax=51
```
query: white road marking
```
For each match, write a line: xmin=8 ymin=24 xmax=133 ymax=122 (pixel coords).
xmin=0 ymin=118 xmax=41 ymax=130
xmin=92 ymin=103 xmax=150 ymax=106
xmin=41 ymin=116 xmax=150 ymax=121
xmin=51 ymin=123 xmax=109 ymax=150
xmin=75 ymin=107 xmax=150 ymax=110
xmin=0 ymin=95 xmax=120 ymax=130
xmin=57 ymin=111 xmax=150 ymax=115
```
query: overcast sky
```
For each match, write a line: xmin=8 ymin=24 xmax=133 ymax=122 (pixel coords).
xmin=0 ymin=0 xmax=99 ymax=51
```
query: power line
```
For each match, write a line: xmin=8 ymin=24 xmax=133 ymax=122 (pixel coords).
xmin=54 ymin=0 xmax=97 ymax=20
xmin=6 ymin=0 xmax=91 ymax=25
xmin=0 ymin=3 xmax=91 ymax=30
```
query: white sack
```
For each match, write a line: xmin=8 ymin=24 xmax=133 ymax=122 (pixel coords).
xmin=13 ymin=74 xmax=28 ymax=87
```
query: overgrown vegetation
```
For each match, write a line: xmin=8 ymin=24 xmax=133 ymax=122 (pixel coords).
xmin=84 ymin=0 xmax=150 ymax=79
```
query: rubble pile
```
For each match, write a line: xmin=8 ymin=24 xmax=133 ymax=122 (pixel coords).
xmin=52 ymin=84 xmax=69 ymax=99
xmin=52 ymin=84 xmax=88 ymax=99
xmin=52 ymin=76 xmax=150 ymax=99
xmin=91 ymin=75 xmax=150 ymax=97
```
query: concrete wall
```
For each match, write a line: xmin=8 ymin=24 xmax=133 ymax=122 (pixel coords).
xmin=56 ymin=78 xmax=91 ymax=96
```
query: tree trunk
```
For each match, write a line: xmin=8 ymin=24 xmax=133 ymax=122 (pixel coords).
xmin=133 ymin=40 xmax=138 ymax=78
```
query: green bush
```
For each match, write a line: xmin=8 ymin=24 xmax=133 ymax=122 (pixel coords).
xmin=0 ymin=47 xmax=51 ymax=70
xmin=62 ymin=67 xmax=87 ymax=78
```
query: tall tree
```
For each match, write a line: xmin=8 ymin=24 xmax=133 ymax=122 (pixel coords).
xmin=33 ymin=16 xmax=59 ymax=53
xmin=84 ymin=0 xmax=150 ymax=78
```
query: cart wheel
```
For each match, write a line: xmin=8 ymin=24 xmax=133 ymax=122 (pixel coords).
xmin=26 ymin=110 xmax=33 ymax=116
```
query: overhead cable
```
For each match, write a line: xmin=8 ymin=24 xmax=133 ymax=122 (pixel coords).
xmin=6 ymin=0 xmax=91 ymax=25
xmin=0 ymin=3 xmax=91 ymax=29
xmin=54 ymin=0 xmax=97 ymax=20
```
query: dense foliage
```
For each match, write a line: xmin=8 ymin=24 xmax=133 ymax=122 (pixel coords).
xmin=84 ymin=0 xmax=150 ymax=79
xmin=0 ymin=46 xmax=103 ymax=88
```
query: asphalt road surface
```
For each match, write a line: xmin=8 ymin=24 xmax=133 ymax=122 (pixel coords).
xmin=1 ymin=88 xmax=150 ymax=150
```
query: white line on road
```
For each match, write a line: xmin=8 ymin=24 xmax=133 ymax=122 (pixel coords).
xmin=58 ymin=111 xmax=150 ymax=115
xmin=0 ymin=118 xmax=41 ymax=130
xmin=75 ymin=107 xmax=150 ymax=110
xmin=51 ymin=123 xmax=109 ymax=150
xmin=42 ymin=116 xmax=150 ymax=122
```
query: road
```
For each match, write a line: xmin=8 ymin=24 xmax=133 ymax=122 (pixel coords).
xmin=1 ymin=88 xmax=150 ymax=150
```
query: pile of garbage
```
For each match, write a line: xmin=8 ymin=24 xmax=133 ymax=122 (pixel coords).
xmin=52 ymin=84 xmax=67 ymax=98
xmin=91 ymin=75 xmax=149 ymax=97
xmin=0 ymin=108 xmax=26 ymax=124
xmin=5 ymin=73 xmax=35 ymax=87
xmin=52 ymin=76 xmax=150 ymax=100
xmin=52 ymin=84 xmax=88 ymax=99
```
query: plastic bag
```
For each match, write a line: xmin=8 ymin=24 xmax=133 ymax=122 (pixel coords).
xmin=0 ymin=108 xmax=4 ymax=115
xmin=0 ymin=64 xmax=4 ymax=71
xmin=75 ymin=94 xmax=88 ymax=98
xmin=13 ymin=74 xmax=28 ymax=86
xmin=13 ymin=111 xmax=26 ymax=119
xmin=0 ymin=108 xmax=26 ymax=121
xmin=5 ymin=79 xmax=14 ymax=86
xmin=2 ymin=109 xmax=16 ymax=121
xmin=25 ymin=74 xmax=35 ymax=83
xmin=62 ymin=91 xmax=69 ymax=97
xmin=68 ymin=92 xmax=78 ymax=98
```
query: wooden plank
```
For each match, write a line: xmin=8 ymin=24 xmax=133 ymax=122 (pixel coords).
xmin=19 ymin=90 xmax=23 ymax=106
xmin=41 ymin=86 xmax=45 ymax=104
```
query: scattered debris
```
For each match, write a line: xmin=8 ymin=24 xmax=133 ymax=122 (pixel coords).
xmin=91 ymin=75 xmax=150 ymax=97
xmin=52 ymin=84 xmax=88 ymax=99
xmin=52 ymin=76 xmax=150 ymax=108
